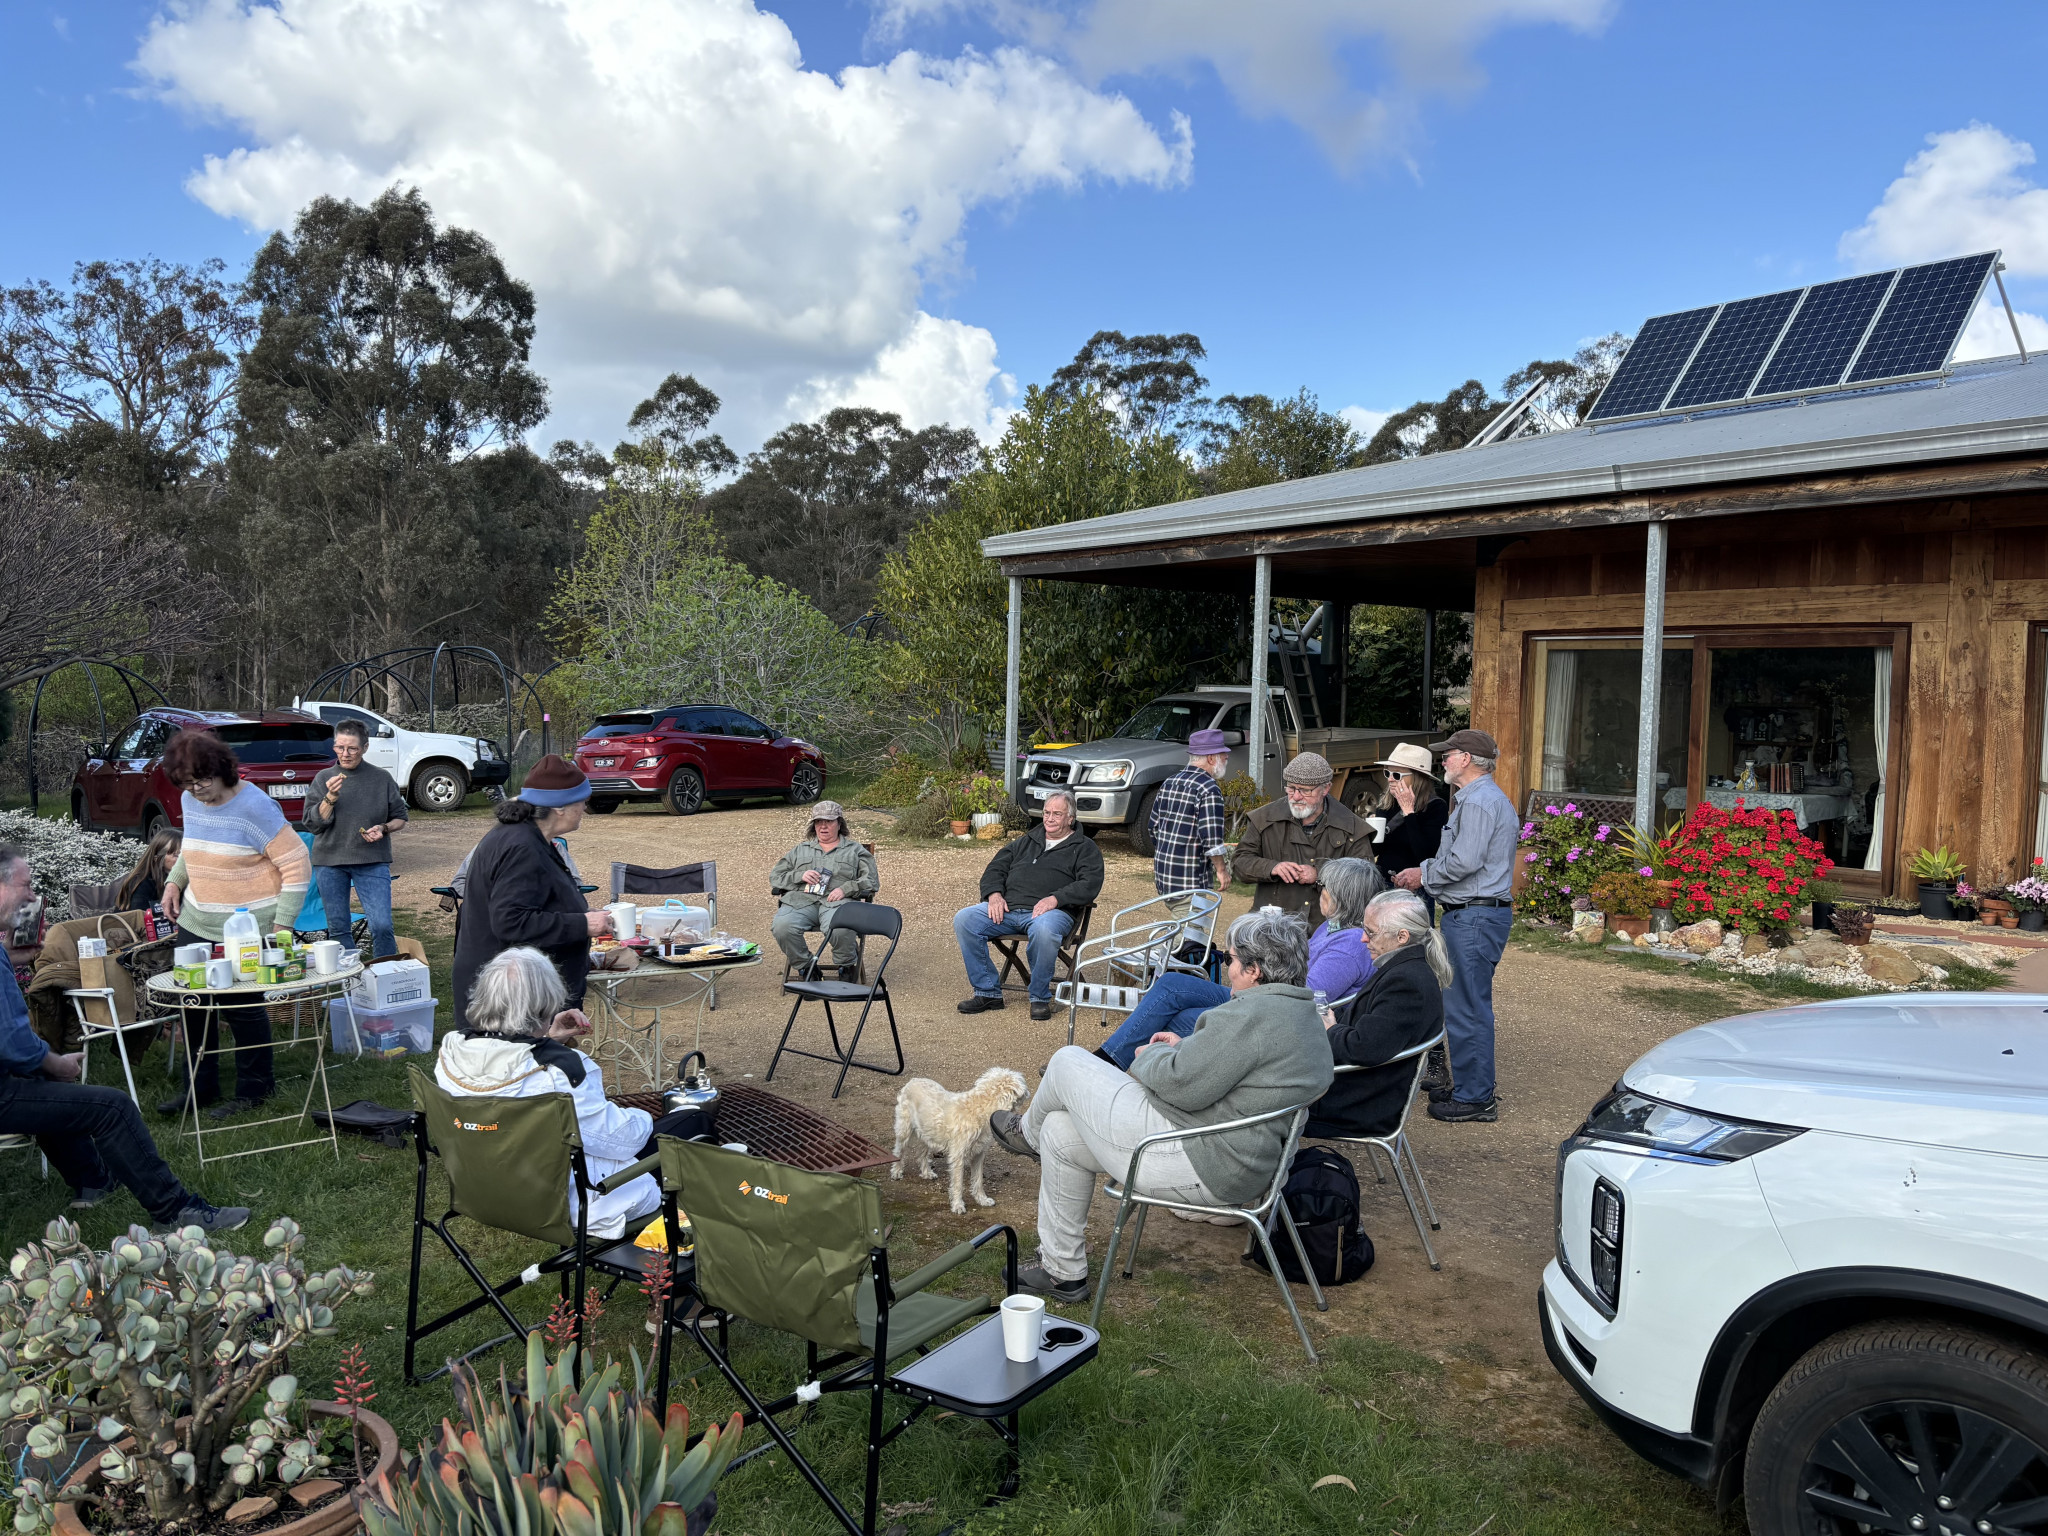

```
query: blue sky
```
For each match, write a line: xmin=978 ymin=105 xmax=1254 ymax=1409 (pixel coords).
xmin=5 ymin=0 xmax=2046 ymax=453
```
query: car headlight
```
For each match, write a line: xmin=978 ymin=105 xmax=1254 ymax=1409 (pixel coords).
xmin=1079 ymin=761 xmax=1131 ymax=786
xmin=1582 ymin=1088 xmax=1804 ymax=1163
xmin=475 ymin=739 xmax=498 ymax=760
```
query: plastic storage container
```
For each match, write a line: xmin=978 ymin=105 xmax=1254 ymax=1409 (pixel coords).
xmin=329 ymin=996 xmax=437 ymax=1058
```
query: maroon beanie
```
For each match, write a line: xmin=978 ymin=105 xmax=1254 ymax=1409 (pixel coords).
xmin=520 ymin=753 xmax=592 ymax=806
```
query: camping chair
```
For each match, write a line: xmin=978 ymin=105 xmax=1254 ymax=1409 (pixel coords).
xmin=65 ymin=985 xmax=169 ymax=1109
xmin=1088 ymin=1101 xmax=1329 ymax=1362
xmin=615 ymin=859 xmax=721 ymax=1004
xmin=767 ymin=903 xmax=905 ymax=1099
xmin=1313 ymin=1034 xmax=1447 ymax=1271
xmin=648 ymin=1137 xmax=1096 ymax=1536
xmin=1054 ymin=890 xmax=1222 ymax=1046
xmin=990 ymin=902 xmax=1095 ymax=998
xmin=401 ymin=1064 xmax=661 ymax=1385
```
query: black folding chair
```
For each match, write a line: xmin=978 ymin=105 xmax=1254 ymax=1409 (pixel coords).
xmin=991 ymin=901 xmax=1096 ymax=995
xmin=401 ymin=1065 xmax=660 ymax=1384
xmin=767 ymin=902 xmax=905 ymax=1098
xmin=614 ymin=859 xmax=721 ymax=1004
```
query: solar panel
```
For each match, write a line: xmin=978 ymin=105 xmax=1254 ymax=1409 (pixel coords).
xmin=1750 ymin=272 xmax=1895 ymax=395
xmin=1846 ymin=252 xmax=1998 ymax=383
xmin=1664 ymin=288 xmax=1802 ymax=410
xmin=1586 ymin=306 xmax=1718 ymax=421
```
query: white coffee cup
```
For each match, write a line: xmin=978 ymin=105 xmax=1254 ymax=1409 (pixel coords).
xmin=204 ymin=958 xmax=237 ymax=989
xmin=1365 ymin=814 xmax=1387 ymax=842
xmin=606 ymin=901 xmax=637 ymax=938
xmin=999 ymin=1293 xmax=1045 ymax=1362
xmin=308 ymin=940 xmax=342 ymax=975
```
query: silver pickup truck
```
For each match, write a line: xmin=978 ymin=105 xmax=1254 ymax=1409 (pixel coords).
xmin=1015 ymin=685 xmax=1443 ymax=855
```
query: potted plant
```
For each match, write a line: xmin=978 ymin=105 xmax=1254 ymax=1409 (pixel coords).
xmin=1659 ymin=801 xmax=1834 ymax=937
xmin=1806 ymin=877 xmax=1842 ymax=935
xmin=1830 ymin=902 xmax=1876 ymax=946
xmin=1953 ymin=881 xmax=1982 ymax=924
xmin=946 ymin=781 xmax=973 ymax=837
xmin=965 ymin=773 xmax=1007 ymax=838
xmin=1513 ymin=804 xmax=1634 ymax=923
xmin=365 ymin=1333 xmax=743 ymax=1536
xmin=1 ymin=1216 xmax=388 ymax=1535
xmin=1908 ymin=845 xmax=1966 ymax=920
xmin=1590 ymin=870 xmax=1660 ymax=940
xmin=2009 ymin=872 xmax=2048 ymax=932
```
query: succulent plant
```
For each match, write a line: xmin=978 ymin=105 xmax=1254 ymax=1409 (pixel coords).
xmin=365 ymin=1331 xmax=743 ymax=1536
xmin=0 ymin=1215 xmax=373 ymax=1531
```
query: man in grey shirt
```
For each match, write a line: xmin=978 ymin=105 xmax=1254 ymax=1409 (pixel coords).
xmin=1393 ymin=728 xmax=1516 ymax=1123
xmin=303 ymin=719 xmax=408 ymax=960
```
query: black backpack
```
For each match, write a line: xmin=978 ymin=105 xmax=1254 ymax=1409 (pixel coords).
xmin=1244 ymin=1147 xmax=1375 ymax=1286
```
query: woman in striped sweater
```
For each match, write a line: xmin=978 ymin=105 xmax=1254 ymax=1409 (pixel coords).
xmin=160 ymin=730 xmax=312 ymax=1118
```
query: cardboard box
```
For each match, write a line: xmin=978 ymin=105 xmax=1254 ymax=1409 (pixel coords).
xmin=329 ymin=995 xmax=437 ymax=1057
xmin=355 ymin=957 xmax=430 ymax=1010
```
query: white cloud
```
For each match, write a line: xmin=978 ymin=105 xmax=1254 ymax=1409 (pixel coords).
xmin=133 ymin=0 xmax=1192 ymax=448
xmin=876 ymin=0 xmax=1612 ymax=165
xmin=1955 ymin=295 xmax=2048 ymax=364
xmin=1841 ymin=123 xmax=2048 ymax=275
xmin=790 ymin=312 xmax=1020 ymax=438
xmin=1338 ymin=403 xmax=1391 ymax=440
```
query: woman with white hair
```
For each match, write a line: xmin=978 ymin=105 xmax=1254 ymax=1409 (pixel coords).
xmin=1305 ymin=890 xmax=1451 ymax=1141
xmin=434 ymin=946 xmax=706 ymax=1239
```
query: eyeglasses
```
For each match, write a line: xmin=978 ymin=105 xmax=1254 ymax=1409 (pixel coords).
xmin=1283 ymin=784 xmax=1326 ymax=798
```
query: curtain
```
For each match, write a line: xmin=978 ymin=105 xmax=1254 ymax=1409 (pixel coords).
xmin=2036 ymin=655 xmax=2048 ymax=866
xmin=1541 ymin=649 xmax=1577 ymax=791
xmin=1863 ymin=647 xmax=1891 ymax=871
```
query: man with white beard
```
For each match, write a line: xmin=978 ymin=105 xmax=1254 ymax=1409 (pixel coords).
xmin=1230 ymin=752 xmax=1374 ymax=919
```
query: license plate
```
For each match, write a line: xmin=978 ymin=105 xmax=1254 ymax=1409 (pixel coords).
xmin=1029 ymin=787 xmax=1047 ymax=799
xmin=268 ymin=784 xmax=308 ymax=799
xmin=593 ymin=758 xmax=617 ymax=768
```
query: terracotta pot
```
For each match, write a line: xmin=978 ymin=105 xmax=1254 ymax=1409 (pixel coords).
xmin=1981 ymin=897 xmax=2011 ymax=912
xmin=1980 ymin=912 xmax=2000 ymax=926
xmin=1840 ymin=928 xmax=1873 ymax=947
xmin=56 ymin=1403 xmax=398 ymax=1536
xmin=2002 ymin=915 xmax=2020 ymax=929
xmin=1606 ymin=913 xmax=1650 ymax=940
xmin=948 ymin=820 xmax=970 ymax=836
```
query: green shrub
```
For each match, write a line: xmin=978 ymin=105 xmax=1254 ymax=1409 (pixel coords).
xmin=1513 ymin=802 xmax=1632 ymax=921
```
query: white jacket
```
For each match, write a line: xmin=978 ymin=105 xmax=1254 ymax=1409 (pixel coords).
xmin=434 ymin=1032 xmax=659 ymax=1240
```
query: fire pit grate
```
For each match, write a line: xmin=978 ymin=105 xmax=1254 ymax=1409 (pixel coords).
xmin=610 ymin=1082 xmax=894 ymax=1176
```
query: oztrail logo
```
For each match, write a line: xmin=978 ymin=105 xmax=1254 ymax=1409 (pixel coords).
xmin=739 ymin=1179 xmax=789 ymax=1205
xmin=454 ymin=1118 xmax=499 ymax=1132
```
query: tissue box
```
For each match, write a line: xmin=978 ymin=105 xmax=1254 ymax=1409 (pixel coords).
xmin=329 ymin=996 xmax=436 ymax=1058
xmin=355 ymin=957 xmax=430 ymax=1010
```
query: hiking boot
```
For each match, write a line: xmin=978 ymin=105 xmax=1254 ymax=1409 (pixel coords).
xmin=988 ymin=1110 xmax=1037 ymax=1161
xmin=1029 ymin=999 xmax=1054 ymax=1021
xmin=1428 ymin=1096 xmax=1498 ymax=1124
xmin=205 ymin=1096 xmax=268 ymax=1121
xmin=1016 ymin=1262 xmax=1090 ymax=1303
xmin=157 ymin=1092 xmax=212 ymax=1117
xmin=837 ymin=965 xmax=862 ymax=983
xmin=69 ymin=1186 xmax=115 ymax=1210
xmin=153 ymin=1200 xmax=251 ymax=1235
xmin=957 ymin=995 xmax=1005 ymax=1014
xmin=1417 ymin=1045 xmax=1450 ymax=1096
xmin=1427 ymin=1083 xmax=1458 ymax=1104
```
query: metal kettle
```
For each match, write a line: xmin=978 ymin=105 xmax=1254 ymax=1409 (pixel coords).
xmin=663 ymin=1050 xmax=720 ymax=1117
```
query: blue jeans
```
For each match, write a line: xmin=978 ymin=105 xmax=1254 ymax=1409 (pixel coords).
xmin=0 ymin=1074 xmax=193 ymax=1220
xmin=1098 ymin=971 xmax=1230 ymax=1067
xmin=954 ymin=904 xmax=1074 ymax=1001
xmin=1440 ymin=904 xmax=1512 ymax=1105
xmin=318 ymin=864 xmax=396 ymax=960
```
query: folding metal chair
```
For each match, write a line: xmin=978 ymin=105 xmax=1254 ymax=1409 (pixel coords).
xmin=990 ymin=902 xmax=1094 ymax=998
xmin=401 ymin=1065 xmax=658 ymax=1384
xmin=649 ymin=1137 xmax=1095 ymax=1536
xmin=1054 ymin=890 xmax=1221 ymax=1046
xmin=1312 ymin=1033 xmax=1447 ymax=1270
xmin=767 ymin=903 xmax=904 ymax=1099
xmin=0 ymin=1133 xmax=49 ymax=1179
xmin=1088 ymin=1101 xmax=1329 ymax=1361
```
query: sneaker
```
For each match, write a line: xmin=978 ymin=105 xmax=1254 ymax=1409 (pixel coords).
xmin=957 ymin=995 xmax=1005 ymax=1014
xmin=69 ymin=1186 xmax=115 ymax=1210
xmin=1427 ymin=1083 xmax=1457 ymax=1105
xmin=988 ymin=1110 xmax=1037 ymax=1161
xmin=1029 ymin=999 xmax=1054 ymax=1021
xmin=1428 ymin=1096 xmax=1498 ymax=1124
xmin=205 ymin=1096 xmax=268 ymax=1121
xmin=153 ymin=1200 xmax=251 ymax=1235
xmin=1016 ymin=1262 xmax=1090 ymax=1303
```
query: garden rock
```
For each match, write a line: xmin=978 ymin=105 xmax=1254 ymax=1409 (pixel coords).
xmin=1861 ymin=947 xmax=1920 ymax=985
xmin=1905 ymin=945 xmax=1955 ymax=968
xmin=1742 ymin=933 xmax=1774 ymax=957
xmin=1671 ymin=919 xmax=1723 ymax=953
xmin=1777 ymin=946 xmax=1809 ymax=969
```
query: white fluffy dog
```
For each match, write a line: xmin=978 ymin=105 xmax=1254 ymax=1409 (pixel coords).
xmin=891 ymin=1067 xmax=1030 ymax=1214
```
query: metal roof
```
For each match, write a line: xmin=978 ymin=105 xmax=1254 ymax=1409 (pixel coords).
xmin=981 ymin=352 xmax=2048 ymax=560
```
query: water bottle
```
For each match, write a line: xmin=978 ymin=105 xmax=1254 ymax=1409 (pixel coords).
xmin=223 ymin=906 xmax=262 ymax=982
xmin=1313 ymin=988 xmax=1329 ymax=1018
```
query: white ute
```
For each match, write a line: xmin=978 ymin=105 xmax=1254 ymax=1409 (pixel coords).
xmin=1542 ymin=993 xmax=2048 ymax=1535
xmin=293 ymin=699 xmax=511 ymax=812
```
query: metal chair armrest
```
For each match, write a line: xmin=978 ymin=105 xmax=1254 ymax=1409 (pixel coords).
xmin=1114 ymin=1101 xmax=1311 ymax=1191
xmin=1328 ymin=1028 xmax=1445 ymax=1074
xmin=596 ymin=1151 xmax=662 ymax=1193
xmin=890 ymin=1223 xmax=1016 ymax=1301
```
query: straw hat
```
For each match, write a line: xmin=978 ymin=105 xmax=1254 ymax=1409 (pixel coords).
xmin=1372 ymin=741 xmax=1439 ymax=780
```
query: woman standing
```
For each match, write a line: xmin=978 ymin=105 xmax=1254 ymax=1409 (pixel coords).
xmin=451 ymin=755 xmax=612 ymax=1027
xmin=159 ymin=731 xmax=311 ymax=1119
xmin=1371 ymin=743 xmax=1449 ymax=916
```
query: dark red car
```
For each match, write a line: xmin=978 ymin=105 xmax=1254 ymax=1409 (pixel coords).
xmin=572 ymin=705 xmax=825 ymax=815
xmin=70 ymin=709 xmax=338 ymax=838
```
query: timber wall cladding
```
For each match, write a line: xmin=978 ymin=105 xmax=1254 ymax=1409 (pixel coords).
xmin=1466 ymin=491 xmax=2048 ymax=893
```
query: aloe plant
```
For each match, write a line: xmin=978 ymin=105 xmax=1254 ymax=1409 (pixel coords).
xmin=0 ymin=1216 xmax=373 ymax=1530
xmin=364 ymin=1332 xmax=744 ymax=1536
xmin=1908 ymin=845 xmax=1967 ymax=884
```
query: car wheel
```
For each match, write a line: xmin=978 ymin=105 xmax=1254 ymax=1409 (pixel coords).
xmin=665 ymin=767 xmax=705 ymax=816
xmin=141 ymin=804 xmax=171 ymax=840
xmin=1126 ymin=788 xmax=1159 ymax=858
xmin=787 ymin=761 xmax=824 ymax=805
xmin=1743 ymin=1320 xmax=2048 ymax=1536
xmin=73 ymin=793 xmax=92 ymax=832
xmin=586 ymin=797 xmax=621 ymax=815
xmin=410 ymin=760 xmax=469 ymax=812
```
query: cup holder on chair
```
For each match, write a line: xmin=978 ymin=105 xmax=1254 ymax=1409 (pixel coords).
xmin=1041 ymin=1326 xmax=1085 ymax=1349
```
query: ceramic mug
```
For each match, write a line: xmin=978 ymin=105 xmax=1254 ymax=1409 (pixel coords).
xmin=204 ymin=958 xmax=236 ymax=989
xmin=308 ymin=940 xmax=342 ymax=975
xmin=606 ymin=901 xmax=638 ymax=938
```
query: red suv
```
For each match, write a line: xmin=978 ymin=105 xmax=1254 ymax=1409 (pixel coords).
xmin=572 ymin=705 xmax=825 ymax=815
xmin=71 ymin=709 xmax=338 ymax=838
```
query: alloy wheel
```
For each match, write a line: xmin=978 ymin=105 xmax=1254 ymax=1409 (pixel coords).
xmin=1798 ymin=1399 xmax=2048 ymax=1535
xmin=788 ymin=762 xmax=823 ymax=804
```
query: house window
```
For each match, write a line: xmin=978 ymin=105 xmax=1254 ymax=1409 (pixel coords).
xmin=1529 ymin=642 xmax=1692 ymax=803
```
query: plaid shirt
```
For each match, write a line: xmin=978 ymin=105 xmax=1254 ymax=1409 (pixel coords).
xmin=1148 ymin=765 xmax=1227 ymax=895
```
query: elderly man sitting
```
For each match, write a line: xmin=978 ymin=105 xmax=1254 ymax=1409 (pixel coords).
xmin=954 ymin=789 xmax=1104 ymax=1022
xmin=434 ymin=946 xmax=712 ymax=1241
xmin=989 ymin=908 xmax=1334 ymax=1301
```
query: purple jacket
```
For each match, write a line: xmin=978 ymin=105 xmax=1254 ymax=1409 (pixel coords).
xmin=1307 ymin=920 xmax=1375 ymax=1003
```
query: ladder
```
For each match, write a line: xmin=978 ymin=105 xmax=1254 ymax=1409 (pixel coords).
xmin=1274 ymin=604 xmax=1325 ymax=730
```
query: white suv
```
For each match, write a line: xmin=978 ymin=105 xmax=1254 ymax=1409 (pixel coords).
xmin=293 ymin=699 xmax=511 ymax=812
xmin=1542 ymin=994 xmax=2048 ymax=1535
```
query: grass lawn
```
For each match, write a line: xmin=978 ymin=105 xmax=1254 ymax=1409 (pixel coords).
xmin=0 ymin=909 xmax=1728 ymax=1536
